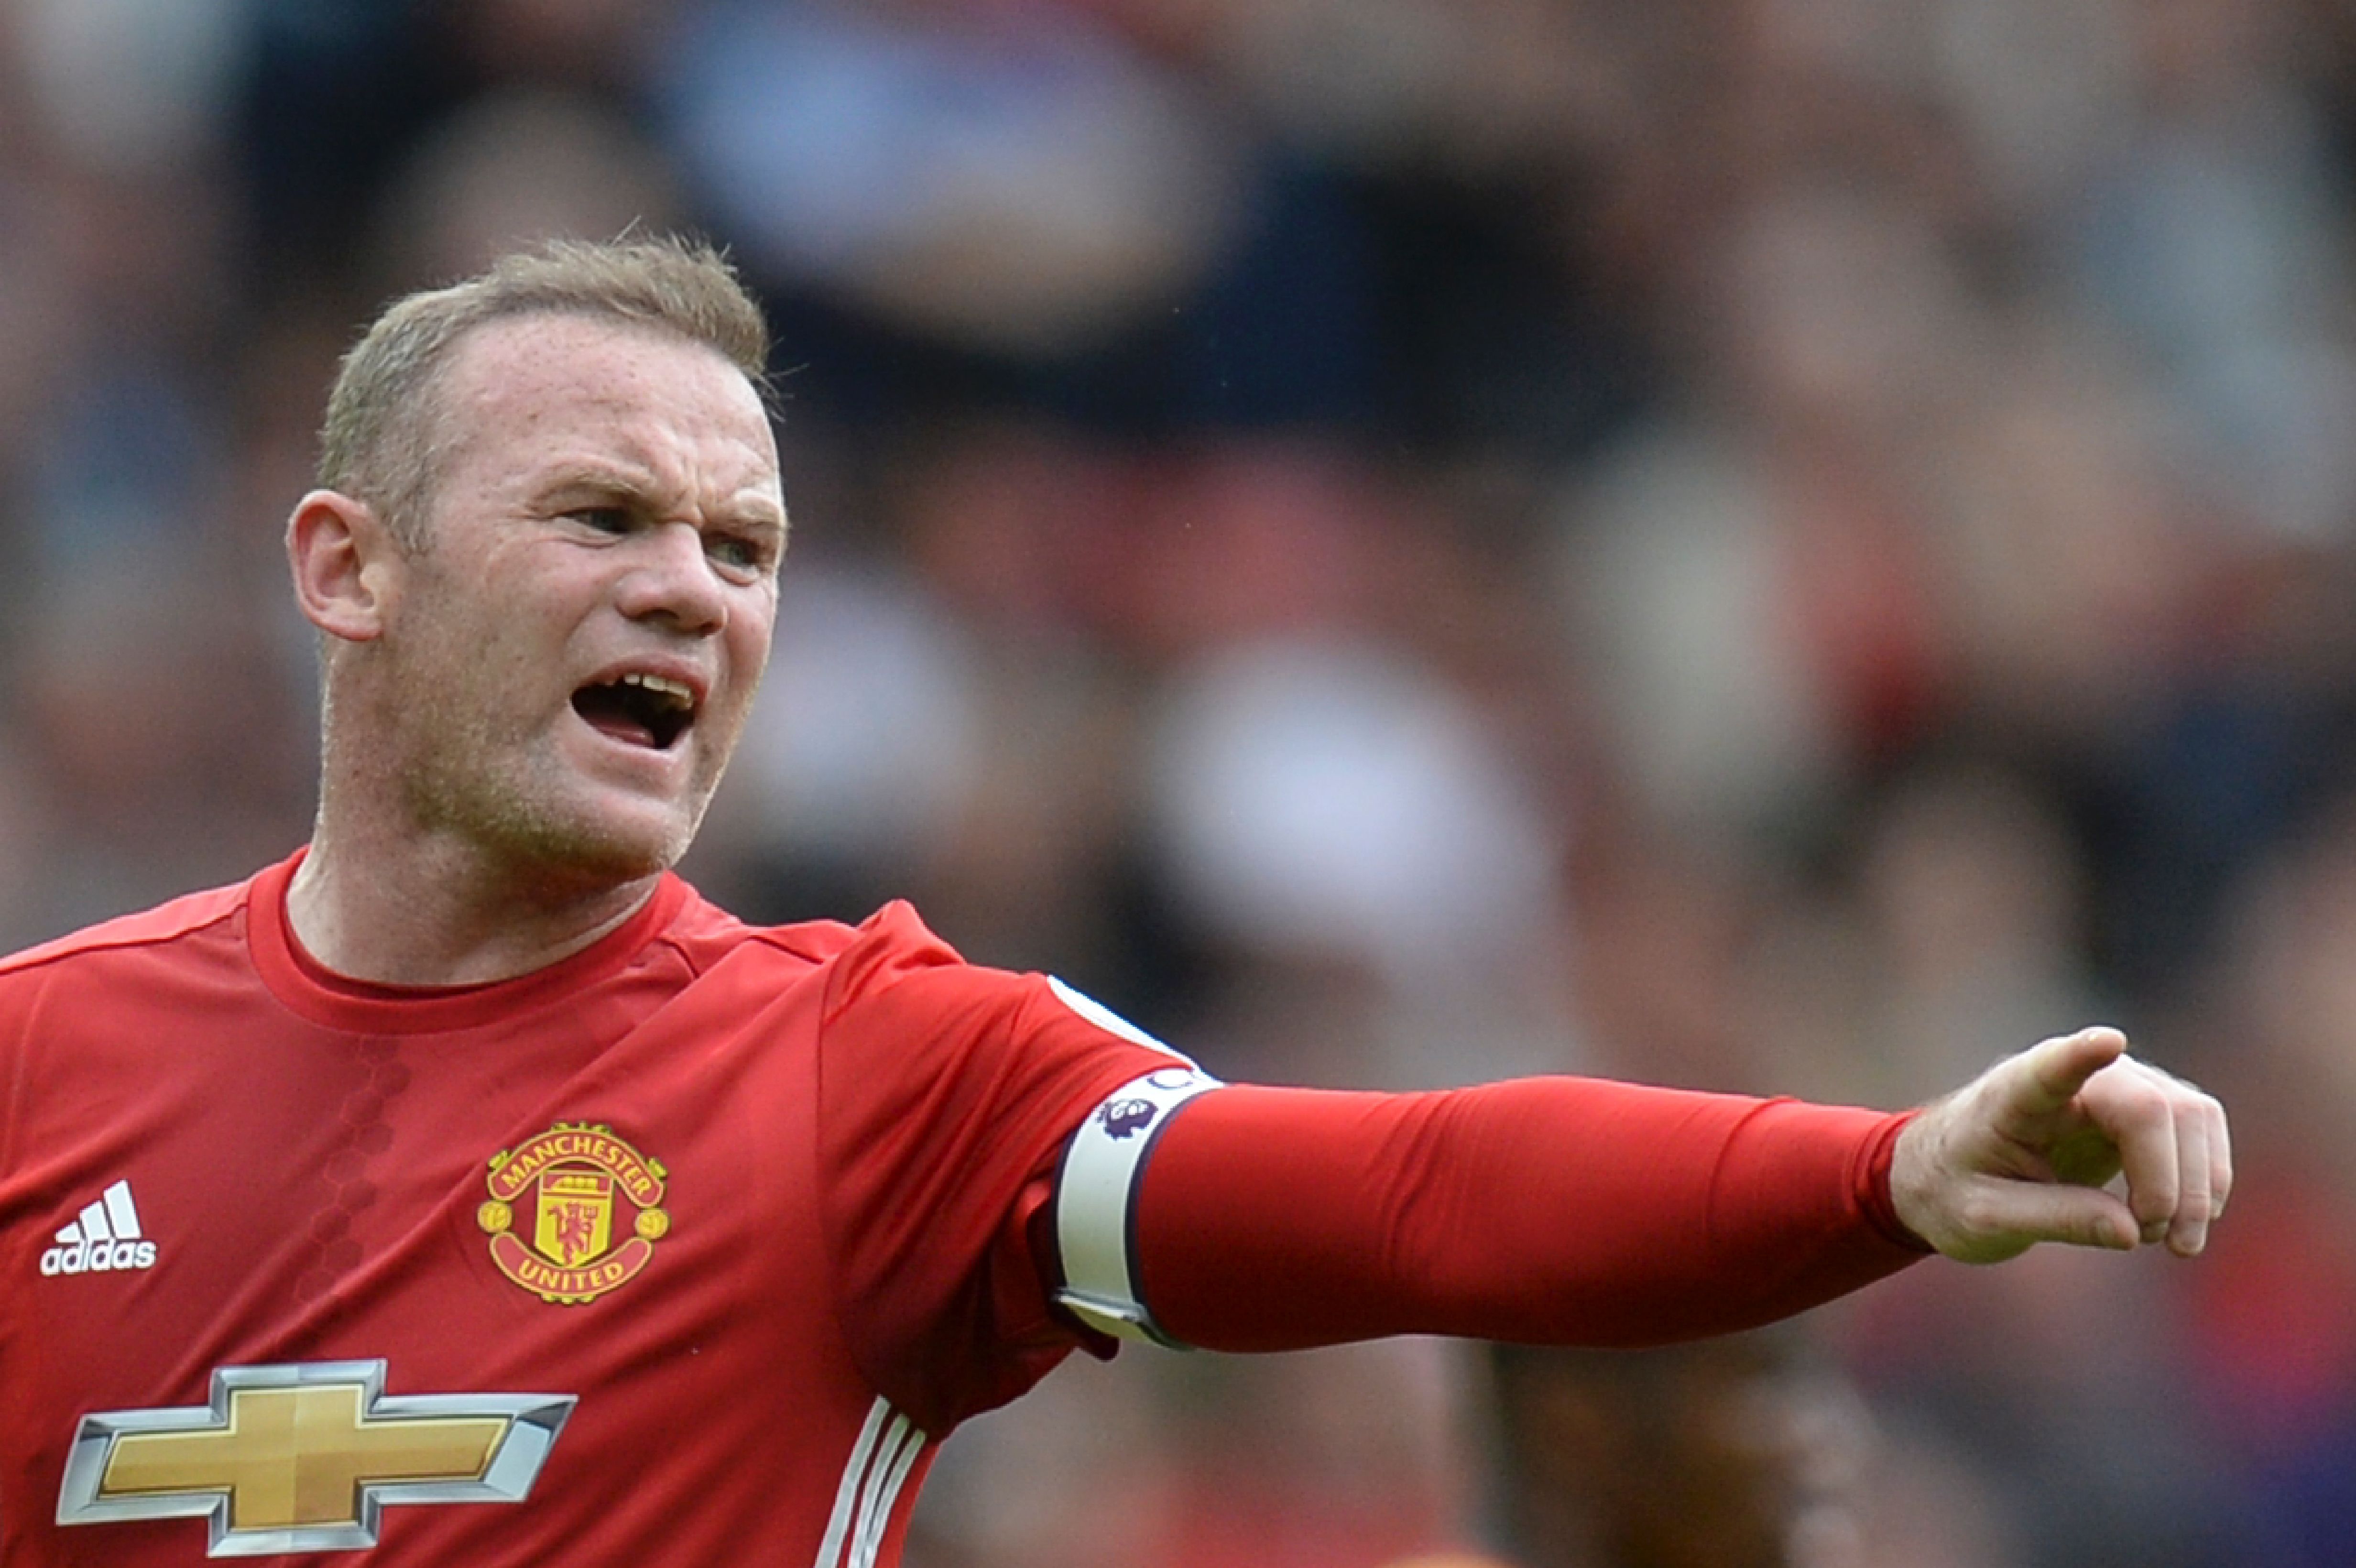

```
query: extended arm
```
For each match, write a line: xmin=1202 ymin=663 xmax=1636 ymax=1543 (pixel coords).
xmin=1083 ymin=1076 xmax=1928 ymax=1353
xmin=1053 ymin=1029 xmax=2228 ymax=1353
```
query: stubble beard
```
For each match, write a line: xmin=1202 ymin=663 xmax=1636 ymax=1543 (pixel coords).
xmin=371 ymin=555 xmax=729 ymax=893
xmin=395 ymin=691 xmax=721 ymax=894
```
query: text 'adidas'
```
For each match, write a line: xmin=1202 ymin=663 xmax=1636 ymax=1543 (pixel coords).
xmin=40 ymin=1179 xmax=156 ymax=1276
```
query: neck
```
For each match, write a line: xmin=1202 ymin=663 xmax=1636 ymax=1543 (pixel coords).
xmin=287 ymin=818 xmax=662 ymax=986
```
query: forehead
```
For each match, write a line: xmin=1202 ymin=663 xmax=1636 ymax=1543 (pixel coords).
xmin=431 ymin=313 xmax=779 ymax=493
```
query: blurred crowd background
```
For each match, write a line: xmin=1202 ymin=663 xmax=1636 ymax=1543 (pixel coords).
xmin=3 ymin=0 xmax=2354 ymax=1563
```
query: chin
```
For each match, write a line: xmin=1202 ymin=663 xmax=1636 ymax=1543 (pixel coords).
xmin=517 ymin=801 xmax=700 ymax=884
xmin=538 ymin=827 xmax=680 ymax=883
xmin=490 ymin=823 xmax=693 ymax=900
xmin=403 ymin=736 xmax=723 ymax=889
xmin=425 ymin=783 xmax=701 ymax=889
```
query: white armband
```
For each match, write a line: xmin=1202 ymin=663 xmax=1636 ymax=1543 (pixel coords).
xmin=1053 ymin=1065 xmax=1221 ymax=1347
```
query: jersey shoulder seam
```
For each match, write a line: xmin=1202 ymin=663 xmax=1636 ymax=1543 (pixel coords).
xmin=740 ymin=920 xmax=867 ymax=966
xmin=646 ymin=902 xmax=858 ymax=980
xmin=0 ymin=883 xmax=249 ymax=980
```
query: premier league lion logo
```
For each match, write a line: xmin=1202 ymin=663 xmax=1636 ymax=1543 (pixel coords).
xmin=1097 ymin=1099 xmax=1158 ymax=1140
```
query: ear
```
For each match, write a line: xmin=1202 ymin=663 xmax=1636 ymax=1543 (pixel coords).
xmin=287 ymin=489 xmax=401 ymax=643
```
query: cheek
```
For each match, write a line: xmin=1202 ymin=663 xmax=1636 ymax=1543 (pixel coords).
xmin=725 ymin=599 xmax=776 ymax=694
xmin=696 ymin=618 xmax=772 ymax=753
xmin=389 ymin=591 xmax=562 ymax=735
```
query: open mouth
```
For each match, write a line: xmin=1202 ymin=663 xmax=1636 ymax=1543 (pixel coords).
xmin=571 ymin=672 xmax=697 ymax=751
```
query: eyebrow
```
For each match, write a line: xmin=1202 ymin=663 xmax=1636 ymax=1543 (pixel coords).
xmin=534 ymin=461 xmax=658 ymax=502
xmin=535 ymin=463 xmax=786 ymax=530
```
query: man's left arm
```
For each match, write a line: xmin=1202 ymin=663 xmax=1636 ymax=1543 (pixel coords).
xmin=1052 ymin=1027 xmax=2227 ymax=1353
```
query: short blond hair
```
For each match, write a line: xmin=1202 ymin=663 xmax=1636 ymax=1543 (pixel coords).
xmin=318 ymin=235 xmax=771 ymax=549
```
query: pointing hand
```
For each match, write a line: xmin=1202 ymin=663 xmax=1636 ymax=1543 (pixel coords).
xmin=1889 ymin=1028 xmax=2231 ymax=1265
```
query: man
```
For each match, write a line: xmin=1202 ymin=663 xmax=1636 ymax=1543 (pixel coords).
xmin=0 ymin=238 xmax=2226 ymax=1566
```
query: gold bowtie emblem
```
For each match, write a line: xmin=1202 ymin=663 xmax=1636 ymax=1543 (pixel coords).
xmin=57 ymin=1361 xmax=574 ymax=1557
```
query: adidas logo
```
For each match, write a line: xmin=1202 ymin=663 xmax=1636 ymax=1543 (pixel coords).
xmin=40 ymin=1179 xmax=157 ymax=1276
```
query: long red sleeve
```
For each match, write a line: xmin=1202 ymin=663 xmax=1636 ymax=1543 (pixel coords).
xmin=1130 ymin=1078 xmax=1929 ymax=1353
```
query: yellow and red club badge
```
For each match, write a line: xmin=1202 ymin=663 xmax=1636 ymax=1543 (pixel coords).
xmin=478 ymin=1122 xmax=670 ymax=1304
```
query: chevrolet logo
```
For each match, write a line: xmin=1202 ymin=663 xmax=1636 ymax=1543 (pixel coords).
xmin=58 ymin=1361 xmax=575 ymax=1557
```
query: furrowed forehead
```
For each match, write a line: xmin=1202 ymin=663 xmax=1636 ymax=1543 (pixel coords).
xmin=436 ymin=310 xmax=763 ymax=409
xmin=323 ymin=240 xmax=774 ymax=544
xmin=424 ymin=315 xmax=781 ymax=501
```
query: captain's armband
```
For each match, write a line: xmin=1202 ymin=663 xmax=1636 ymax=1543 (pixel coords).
xmin=1051 ymin=1066 xmax=1221 ymax=1347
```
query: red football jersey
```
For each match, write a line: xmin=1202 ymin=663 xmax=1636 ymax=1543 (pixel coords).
xmin=0 ymin=852 xmax=1176 ymax=1566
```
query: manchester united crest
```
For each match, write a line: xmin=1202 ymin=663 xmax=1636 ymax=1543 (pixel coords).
xmin=478 ymin=1122 xmax=670 ymax=1304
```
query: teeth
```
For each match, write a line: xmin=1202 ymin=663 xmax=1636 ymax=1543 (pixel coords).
xmin=619 ymin=672 xmax=695 ymax=709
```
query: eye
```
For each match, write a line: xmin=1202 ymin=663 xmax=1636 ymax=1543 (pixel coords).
xmin=707 ymin=532 xmax=777 ymax=579
xmin=568 ymin=506 xmax=633 ymax=535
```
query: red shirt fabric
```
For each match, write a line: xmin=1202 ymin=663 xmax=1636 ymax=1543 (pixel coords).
xmin=0 ymin=851 xmax=1925 ymax=1566
xmin=1138 ymin=1079 xmax=1923 ymax=1352
xmin=0 ymin=852 xmax=1171 ymax=1566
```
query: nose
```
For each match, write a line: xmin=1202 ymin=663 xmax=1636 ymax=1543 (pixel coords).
xmin=615 ymin=521 xmax=728 ymax=635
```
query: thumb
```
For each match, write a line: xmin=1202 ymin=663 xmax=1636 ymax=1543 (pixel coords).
xmin=1947 ymin=1177 xmax=2141 ymax=1263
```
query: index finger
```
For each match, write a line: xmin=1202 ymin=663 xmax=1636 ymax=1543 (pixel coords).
xmin=2011 ymin=1026 xmax=2131 ymax=1117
